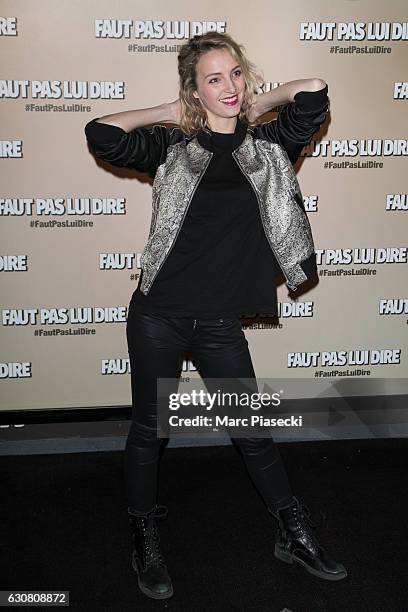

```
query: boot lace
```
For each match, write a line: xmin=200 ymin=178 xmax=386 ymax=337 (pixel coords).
xmin=132 ymin=504 xmax=168 ymax=568
xmin=291 ymin=498 xmax=327 ymax=544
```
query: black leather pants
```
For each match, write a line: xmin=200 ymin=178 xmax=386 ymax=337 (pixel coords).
xmin=124 ymin=306 xmax=294 ymax=514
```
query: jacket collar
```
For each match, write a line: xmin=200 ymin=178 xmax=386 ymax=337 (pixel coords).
xmin=196 ymin=116 xmax=248 ymax=152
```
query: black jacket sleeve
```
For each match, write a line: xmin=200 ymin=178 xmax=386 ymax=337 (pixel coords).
xmin=84 ymin=119 xmax=176 ymax=177
xmin=253 ymin=84 xmax=329 ymax=164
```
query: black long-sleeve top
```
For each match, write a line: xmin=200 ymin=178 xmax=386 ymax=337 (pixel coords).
xmin=85 ymin=85 xmax=329 ymax=318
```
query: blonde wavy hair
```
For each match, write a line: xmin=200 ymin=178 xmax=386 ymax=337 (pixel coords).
xmin=177 ymin=32 xmax=262 ymax=136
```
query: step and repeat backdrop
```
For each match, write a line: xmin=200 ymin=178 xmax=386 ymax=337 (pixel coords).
xmin=1 ymin=1 xmax=407 ymax=415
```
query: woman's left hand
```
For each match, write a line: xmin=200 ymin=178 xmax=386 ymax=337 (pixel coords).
xmin=245 ymin=98 xmax=266 ymax=124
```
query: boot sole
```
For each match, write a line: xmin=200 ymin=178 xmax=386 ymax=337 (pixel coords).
xmin=274 ymin=544 xmax=347 ymax=581
xmin=132 ymin=552 xmax=174 ymax=599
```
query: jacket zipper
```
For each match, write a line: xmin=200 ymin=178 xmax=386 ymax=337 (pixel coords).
xmin=231 ymin=151 xmax=297 ymax=291
xmin=143 ymin=150 xmax=214 ymax=293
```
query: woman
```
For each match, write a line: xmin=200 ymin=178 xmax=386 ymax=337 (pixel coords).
xmin=85 ymin=32 xmax=347 ymax=600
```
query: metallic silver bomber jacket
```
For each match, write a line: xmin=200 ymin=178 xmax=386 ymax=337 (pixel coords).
xmin=142 ymin=129 xmax=314 ymax=295
xmin=85 ymin=88 xmax=329 ymax=295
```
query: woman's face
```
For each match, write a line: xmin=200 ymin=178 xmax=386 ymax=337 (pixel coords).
xmin=192 ymin=47 xmax=246 ymax=128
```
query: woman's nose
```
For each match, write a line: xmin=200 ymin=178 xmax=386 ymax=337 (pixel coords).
xmin=225 ymin=79 xmax=237 ymax=93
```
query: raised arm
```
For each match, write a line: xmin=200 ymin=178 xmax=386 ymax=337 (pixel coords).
xmin=84 ymin=100 xmax=182 ymax=176
xmin=249 ymin=78 xmax=327 ymax=115
xmin=93 ymin=100 xmax=181 ymax=132
xmin=250 ymin=79 xmax=329 ymax=164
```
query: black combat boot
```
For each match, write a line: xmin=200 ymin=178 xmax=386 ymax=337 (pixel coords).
xmin=269 ymin=496 xmax=347 ymax=581
xmin=128 ymin=504 xmax=174 ymax=599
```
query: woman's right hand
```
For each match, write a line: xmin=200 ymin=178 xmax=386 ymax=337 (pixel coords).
xmin=167 ymin=99 xmax=182 ymax=125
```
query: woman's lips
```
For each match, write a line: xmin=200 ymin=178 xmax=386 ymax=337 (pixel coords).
xmin=221 ymin=95 xmax=238 ymax=107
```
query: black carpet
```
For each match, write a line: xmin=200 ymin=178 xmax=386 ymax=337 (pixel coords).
xmin=1 ymin=437 xmax=406 ymax=611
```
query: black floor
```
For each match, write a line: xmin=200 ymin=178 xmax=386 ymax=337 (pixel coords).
xmin=1 ymin=437 xmax=407 ymax=611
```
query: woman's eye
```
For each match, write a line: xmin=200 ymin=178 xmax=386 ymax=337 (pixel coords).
xmin=208 ymin=70 xmax=241 ymax=84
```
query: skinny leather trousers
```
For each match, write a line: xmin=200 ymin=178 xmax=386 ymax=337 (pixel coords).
xmin=124 ymin=306 xmax=294 ymax=514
